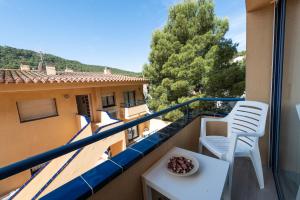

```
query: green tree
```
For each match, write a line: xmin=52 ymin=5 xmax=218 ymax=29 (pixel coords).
xmin=143 ymin=0 xmax=245 ymax=121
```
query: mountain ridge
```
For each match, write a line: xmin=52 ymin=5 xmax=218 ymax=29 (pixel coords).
xmin=0 ymin=45 xmax=141 ymax=76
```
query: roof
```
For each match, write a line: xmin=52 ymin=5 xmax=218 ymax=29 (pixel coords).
xmin=0 ymin=69 xmax=147 ymax=84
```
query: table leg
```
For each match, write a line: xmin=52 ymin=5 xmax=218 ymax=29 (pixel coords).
xmin=221 ymin=173 xmax=231 ymax=200
xmin=142 ymin=179 xmax=152 ymax=200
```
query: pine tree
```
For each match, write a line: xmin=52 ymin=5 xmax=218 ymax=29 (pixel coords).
xmin=143 ymin=0 xmax=245 ymax=121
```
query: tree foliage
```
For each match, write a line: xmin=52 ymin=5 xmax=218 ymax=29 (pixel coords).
xmin=0 ymin=45 xmax=141 ymax=76
xmin=143 ymin=0 xmax=245 ymax=121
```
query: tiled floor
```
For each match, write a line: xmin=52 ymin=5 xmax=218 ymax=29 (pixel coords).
xmin=231 ymin=157 xmax=278 ymax=200
xmin=201 ymin=148 xmax=278 ymax=200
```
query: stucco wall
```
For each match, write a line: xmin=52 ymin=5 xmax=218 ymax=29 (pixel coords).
xmin=39 ymin=129 xmax=126 ymax=198
xmin=246 ymin=0 xmax=272 ymax=12
xmin=125 ymin=104 xmax=148 ymax=119
xmin=246 ymin=4 xmax=274 ymax=165
xmin=10 ymin=119 xmax=125 ymax=199
xmin=13 ymin=119 xmax=92 ymax=200
xmin=0 ymin=88 xmax=103 ymax=165
xmin=0 ymin=84 xmax=144 ymax=196
xmin=0 ymin=88 xmax=92 ymax=195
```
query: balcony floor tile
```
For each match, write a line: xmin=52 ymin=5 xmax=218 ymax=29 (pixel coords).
xmin=232 ymin=157 xmax=278 ymax=200
xmin=203 ymin=149 xmax=278 ymax=200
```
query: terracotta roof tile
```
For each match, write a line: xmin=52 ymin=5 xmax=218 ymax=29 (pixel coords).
xmin=0 ymin=69 xmax=147 ymax=85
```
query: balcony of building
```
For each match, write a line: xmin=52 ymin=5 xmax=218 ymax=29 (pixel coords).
xmin=0 ymin=98 xmax=278 ymax=200
xmin=1 ymin=0 xmax=299 ymax=199
xmin=119 ymin=100 xmax=149 ymax=120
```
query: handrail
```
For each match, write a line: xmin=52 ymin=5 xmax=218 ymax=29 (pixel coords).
xmin=0 ymin=97 xmax=244 ymax=180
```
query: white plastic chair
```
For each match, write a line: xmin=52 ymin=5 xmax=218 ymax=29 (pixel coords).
xmin=199 ymin=101 xmax=269 ymax=195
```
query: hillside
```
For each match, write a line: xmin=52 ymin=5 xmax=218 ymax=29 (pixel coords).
xmin=0 ymin=46 xmax=141 ymax=76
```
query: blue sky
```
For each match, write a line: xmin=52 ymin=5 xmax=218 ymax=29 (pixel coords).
xmin=0 ymin=0 xmax=245 ymax=72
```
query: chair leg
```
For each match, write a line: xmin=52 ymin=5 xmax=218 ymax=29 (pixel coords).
xmin=250 ymin=147 xmax=264 ymax=189
xmin=198 ymin=139 xmax=203 ymax=153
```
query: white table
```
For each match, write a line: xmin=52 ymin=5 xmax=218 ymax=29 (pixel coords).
xmin=142 ymin=147 xmax=229 ymax=200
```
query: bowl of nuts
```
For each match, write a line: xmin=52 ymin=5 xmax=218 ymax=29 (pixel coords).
xmin=166 ymin=154 xmax=199 ymax=176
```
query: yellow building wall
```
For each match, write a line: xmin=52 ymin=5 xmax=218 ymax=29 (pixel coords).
xmin=12 ymin=119 xmax=126 ymax=199
xmin=0 ymin=83 xmax=145 ymax=196
xmin=13 ymin=118 xmax=93 ymax=200
xmin=246 ymin=0 xmax=272 ymax=12
xmin=0 ymin=88 xmax=94 ymax=164
xmin=0 ymin=88 xmax=93 ymax=195
xmin=39 ymin=128 xmax=126 ymax=198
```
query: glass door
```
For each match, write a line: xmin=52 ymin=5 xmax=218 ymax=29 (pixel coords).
xmin=277 ymin=60 xmax=300 ymax=199
xmin=275 ymin=1 xmax=300 ymax=198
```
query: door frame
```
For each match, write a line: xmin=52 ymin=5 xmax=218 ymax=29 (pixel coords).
xmin=270 ymin=0 xmax=287 ymax=199
xmin=75 ymin=94 xmax=93 ymax=121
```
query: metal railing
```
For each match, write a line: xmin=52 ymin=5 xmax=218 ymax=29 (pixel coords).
xmin=0 ymin=97 xmax=244 ymax=180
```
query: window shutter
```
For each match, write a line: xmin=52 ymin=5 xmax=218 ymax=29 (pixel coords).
xmin=17 ymin=99 xmax=58 ymax=122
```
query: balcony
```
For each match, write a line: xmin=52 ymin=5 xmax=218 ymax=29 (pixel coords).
xmin=120 ymin=100 xmax=149 ymax=120
xmin=0 ymin=98 xmax=277 ymax=200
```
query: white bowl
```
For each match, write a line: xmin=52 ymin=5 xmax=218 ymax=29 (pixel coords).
xmin=166 ymin=154 xmax=199 ymax=177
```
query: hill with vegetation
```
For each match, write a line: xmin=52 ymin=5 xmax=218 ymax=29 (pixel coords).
xmin=0 ymin=45 xmax=141 ymax=76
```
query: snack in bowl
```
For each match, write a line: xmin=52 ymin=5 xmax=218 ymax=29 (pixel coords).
xmin=167 ymin=156 xmax=194 ymax=175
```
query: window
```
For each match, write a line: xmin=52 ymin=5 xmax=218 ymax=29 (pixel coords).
xmin=127 ymin=126 xmax=139 ymax=141
xmin=123 ymin=91 xmax=136 ymax=107
xmin=17 ymin=98 xmax=58 ymax=122
xmin=101 ymin=95 xmax=115 ymax=108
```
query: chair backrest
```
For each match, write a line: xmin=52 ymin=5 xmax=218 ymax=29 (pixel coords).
xmin=227 ymin=101 xmax=269 ymax=147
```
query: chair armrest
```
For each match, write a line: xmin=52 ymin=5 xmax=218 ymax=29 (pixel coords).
xmin=200 ymin=117 xmax=228 ymax=137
